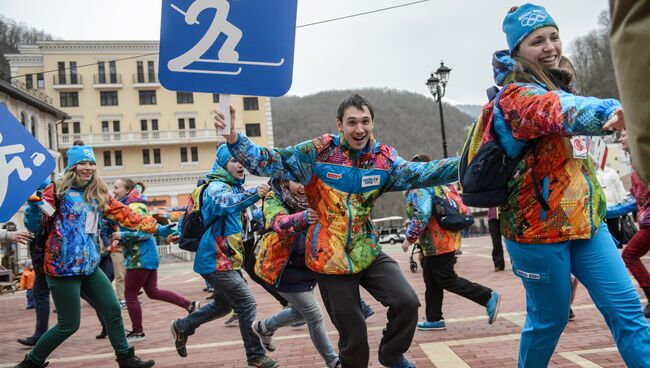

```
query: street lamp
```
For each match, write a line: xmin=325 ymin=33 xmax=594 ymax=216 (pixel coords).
xmin=426 ymin=61 xmax=452 ymax=158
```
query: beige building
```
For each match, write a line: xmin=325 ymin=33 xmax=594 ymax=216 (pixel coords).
xmin=6 ymin=41 xmax=274 ymax=208
xmin=0 ymin=78 xmax=68 ymax=265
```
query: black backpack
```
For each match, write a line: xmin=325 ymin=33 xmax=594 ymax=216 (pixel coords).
xmin=432 ymin=192 xmax=474 ymax=232
xmin=178 ymin=184 xmax=224 ymax=252
xmin=459 ymin=86 xmax=549 ymax=211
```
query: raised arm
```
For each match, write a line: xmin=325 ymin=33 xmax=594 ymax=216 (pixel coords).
xmin=498 ymin=83 xmax=622 ymax=140
xmin=384 ymin=153 xmax=459 ymax=192
xmin=204 ymin=181 xmax=261 ymax=217
xmin=103 ymin=197 xmax=159 ymax=234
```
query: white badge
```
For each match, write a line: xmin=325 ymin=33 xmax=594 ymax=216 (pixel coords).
xmin=85 ymin=210 xmax=98 ymax=234
xmin=361 ymin=175 xmax=380 ymax=188
xmin=570 ymin=136 xmax=588 ymax=160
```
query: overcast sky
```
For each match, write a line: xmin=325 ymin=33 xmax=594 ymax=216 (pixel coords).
xmin=1 ymin=0 xmax=608 ymax=105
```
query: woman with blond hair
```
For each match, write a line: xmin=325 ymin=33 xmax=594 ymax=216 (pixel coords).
xmin=19 ymin=142 xmax=175 ymax=368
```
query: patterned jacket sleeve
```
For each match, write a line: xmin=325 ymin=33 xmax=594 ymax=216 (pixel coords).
xmin=103 ymin=197 xmax=159 ymax=234
xmin=204 ymin=181 xmax=260 ymax=217
xmin=121 ymin=230 xmax=152 ymax=243
xmin=384 ymin=152 xmax=459 ymax=192
xmin=498 ymin=83 xmax=621 ymax=140
xmin=228 ymin=134 xmax=317 ymax=185
xmin=606 ymin=195 xmax=637 ymax=218
xmin=263 ymin=192 xmax=308 ymax=237
xmin=405 ymin=188 xmax=433 ymax=243
xmin=24 ymin=183 xmax=56 ymax=233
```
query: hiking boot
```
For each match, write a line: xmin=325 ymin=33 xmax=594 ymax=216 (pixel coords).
xmin=252 ymin=320 xmax=276 ymax=352
xmin=223 ymin=312 xmax=239 ymax=326
xmin=247 ymin=355 xmax=279 ymax=368
xmin=16 ymin=336 xmax=39 ymax=346
xmin=115 ymin=347 xmax=155 ymax=368
xmin=126 ymin=331 xmax=146 ymax=343
xmin=187 ymin=301 xmax=200 ymax=314
xmin=486 ymin=291 xmax=501 ymax=324
xmin=170 ymin=320 xmax=188 ymax=357
xmin=14 ymin=355 xmax=48 ymax=368
xmin=416 ymin=320 xmax=446 ymax=331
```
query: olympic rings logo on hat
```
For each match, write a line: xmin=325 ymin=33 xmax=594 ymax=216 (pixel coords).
xmin=520 ymin=10 xmax=547 ymax=27
xmin=83 ymin=150 xmax=96 ymax=160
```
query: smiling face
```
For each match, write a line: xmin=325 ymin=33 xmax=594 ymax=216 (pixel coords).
xmin=74 ymin=161 xmax=97 ymax=184
xmin=517 ymin=26 xmax=562 ymax=69
xmin=112 ymin=179 xmax=129 ymax=200
xmin=336 ymin=105 xmax=374 ymax=151
xmin=287 ymin=180 xmax=306 ymax=198
xmin=226 ymin=158 xmax=245 ymax=180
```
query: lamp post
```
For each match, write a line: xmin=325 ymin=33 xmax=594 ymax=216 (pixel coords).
xmin=426 ymin=61 xmax=452 ymax=158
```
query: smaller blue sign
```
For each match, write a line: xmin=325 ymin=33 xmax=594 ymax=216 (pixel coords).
xmin=159 ymin=0 xmax=298 ymax=97
xmin=0 ymin=105 xmax=56 ymax=222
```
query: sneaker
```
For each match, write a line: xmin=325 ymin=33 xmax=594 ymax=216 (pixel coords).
xmin=120 ymin=300 xmax=127 ymax=310
xmin=96 ymin=329 xmax=107 ymax=339
xmin=417 ymin=320 xmax=446 ymax=331
xmin=378 ymin=354 xmax=416 ymax=368
xmin=187 ymin=301 xmax=200 ymax=314
xmin=248 ymin=355 xmax=279 ymax=368
xmin=223 ymin=312 xmax=239 ymax=327
xmin=171 ymin=320 xmax=188 ymax=357
xmin=486 ymin=291 xmax=501 ymax=324
xmin=126 ymin=331 xmax=146 ymax=343
xmin=252 ymin=320 xmax=276 ymax=352
xmin=361 ymin=302 xmax=375 ymax=319
xmin=569 ymin=308 xmax=575 ymax=321
xmin=16 ymin=336 xmax=40 ymax=346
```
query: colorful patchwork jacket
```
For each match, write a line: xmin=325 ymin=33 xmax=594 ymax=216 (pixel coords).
xmin=228 ymin=132 xmax=459 ymax=275
xmin=405 ymin=185 xmax=462 ymax=256
xmin=24 ymin=183 xmax=159 ymax=277
xmin=255 ymin=190 xmax=314 ymax=290
xmin=121 ymin=202 xmax=160 ymax=270
xmin=188 ymin=167 xmax=260 ymax=275
xmin=490 ymin=50 xmax=621 ymax=243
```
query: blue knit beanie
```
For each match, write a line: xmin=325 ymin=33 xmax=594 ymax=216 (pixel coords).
xmin=66 ymin=145 xmax=96 ymax=171
xmin=216 ymin=144 xmax=233 ymax=168
xmin=503 ymin=3 xmax=558 ymax=54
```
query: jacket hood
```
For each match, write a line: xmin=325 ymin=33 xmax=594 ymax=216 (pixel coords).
xmin=206 ymin=166 xmax=244 ymax=186
xmin=493 ymin=50 xmax=517 ymax=86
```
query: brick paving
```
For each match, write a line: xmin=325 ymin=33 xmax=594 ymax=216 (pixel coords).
xmin=1 ymin=235 xmax=648 ymax=367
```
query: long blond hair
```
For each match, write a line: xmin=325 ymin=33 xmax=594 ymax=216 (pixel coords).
xmin=57 ymin=169 xmax=111 ymax=212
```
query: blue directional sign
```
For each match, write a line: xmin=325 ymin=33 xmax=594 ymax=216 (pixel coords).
xmin=159 ymin=0 xmax=298 ymax=97
xmin=0 ymin=105 xmax=56 ymax=222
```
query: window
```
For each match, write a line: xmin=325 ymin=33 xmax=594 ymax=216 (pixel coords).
xmin=180 ymin=147 xmax=188 ymax=163
xmin=142 ymin=149 xmax=150 ymax=165
xmin=30 ymin=116 xmax=37 ymax=137
xmin=140 ymin=119 xmax=159 ymax=139
xmin=103 ymin=151 xmax=112 ymax=167
xmin=73 ymin=121 xmax=81 ymax=138
xmin=151 ymin=119 xmax=158 ymax=131
xmin=245 ymin=123 xmax=261 ymax=137
xmin=61 ymin=122 xmax=69 ymax=135
xmin=147 ymin=61 xmax=155 ymax=82
xmin=109 ymin=61 xmax=117 ymax=83
xmin=178 ymin=117 xmax=196 ymax=138
xmin=153 ymin=148 xmax=161 ymax=164
xmin=100 ymin=91 xmax=118 ymax=106
xmin=243 ymin=97 xmax=259 ymax=111
xmin=139 ymin=90 xmax=156 ymax=105
xmin=136 ymin=61 xmax=144 ymax=83
xmin=191 ymin=147 xmax=198 ymax=162
xmin=70 ymin=61 xmax=78 ymax=84
xmin=114 ymin=150 xmax=123 ymax=166
xmin=26 ymin=74 xmax=33 ymax=89
xmin=98 ymin=61 xmax=106 ymax=83
xmin=140 ymin=119 xmax=148 ymax=131
xmin=213 ymin=94 xmax=220 ymax=103
xmin=60 ymin=92 xmax=79 ymax=107
xmin=57 ymin=62 xmax=66 ymax=84
xmin=36 ymin=73 xmax=44 ymax=89
xmin=47 ymin=124 xmax=54 ymax=149
xmin=176 ymin=92 xmax=194 ymax=104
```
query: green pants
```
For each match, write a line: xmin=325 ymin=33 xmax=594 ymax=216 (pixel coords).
xmin=28 ymin=268 xmax=129 ymax=364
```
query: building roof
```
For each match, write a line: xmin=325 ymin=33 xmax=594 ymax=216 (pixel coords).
xmin=0 ymin=79 xmax=69 ymax=120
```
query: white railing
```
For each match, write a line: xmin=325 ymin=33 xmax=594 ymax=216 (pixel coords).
xmin=157 ymin=244 xmax=195 ymax=262
xmin=58 ymin=128 xmax=222 ymax=148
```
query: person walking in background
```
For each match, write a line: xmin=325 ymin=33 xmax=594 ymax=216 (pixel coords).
xmin=103 ymin=216 xmax=127 ymax=309
xmin=251 ymin=178 xmax=340 ymax=368
xmin=19 ymin=142 xmax=175 ymax=368
xmin=402 ymin=153 xmax=500 ymax=331
xmin=217 ymin=94 xmax=459 ymax=368
xmin=111 ymin=178 xmax=199 ymax=343
xmin=485 ymin=4 xmax=650 ymax=366
xmin=487 ymin=208 xmax=505 ymax=271
xmin=20 ymin=260 xmax=35 ymax=309
xmin=596 ymin=165 xmax=631 ymax=245
xmin=170 ymin=144 xmax=278 ymax=368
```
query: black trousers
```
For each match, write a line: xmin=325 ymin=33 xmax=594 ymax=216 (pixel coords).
xmin=488 ymin=219 xmax=505 ymax=270
xmin=422 ymin=252 xmax=492 ymax=322
xmin=242 ymin=238 xmax=288 ymax=308
xmin=315 ymin=253 xmax=420 ymax=368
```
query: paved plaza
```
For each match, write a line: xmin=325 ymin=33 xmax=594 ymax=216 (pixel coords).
xmin=1 ymin=236 xmax=648 ymax=367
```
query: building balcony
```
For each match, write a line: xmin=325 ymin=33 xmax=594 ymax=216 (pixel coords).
xmin=93 ymin=74 xmax=123 ymax=89
xmin=132 ymin=73 xmax=160 ymax=88
xmin=58 ymin=128 xmax=224 ymax=149
xmin=52 ymin=75 xmax=83 ymax=90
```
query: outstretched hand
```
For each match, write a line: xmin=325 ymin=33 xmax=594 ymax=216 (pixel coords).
xmin=10 ymin=231 xmax=34 ymax=244
xmin=603 ymin=109 xmax=625 ymax=131
xmin=156 ymin=223 xmax=177 ymax=238
xmin=257 ymin=183 xmax=270 ymax=198
xmin=214 ymin=106 xmax=238 ymax=144
xmin=401 ymin=239 xmax=412 ymax=253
